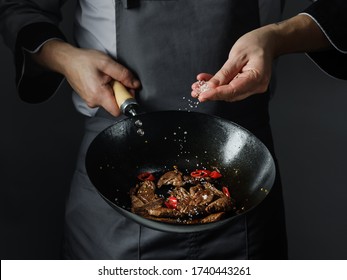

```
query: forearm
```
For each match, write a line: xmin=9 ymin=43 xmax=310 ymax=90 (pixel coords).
xmin=31 ymin=38 xmax=141 ymax=116
xmin=31 ymin=39 xmax=77 ymax=76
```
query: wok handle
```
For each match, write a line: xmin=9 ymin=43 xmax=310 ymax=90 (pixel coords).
xmin=112 ymin=81 xmax=139 ymax=117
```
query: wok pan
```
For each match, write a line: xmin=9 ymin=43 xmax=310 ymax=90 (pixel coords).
xmin=85 ymin=84 xmax=275 ymax=233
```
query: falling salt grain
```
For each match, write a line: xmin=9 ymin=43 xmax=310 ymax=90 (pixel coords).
xmin=135 ymin=120 xmax=143 ymax=127
xmin=137 ymin=129 xmax=145 ymax=136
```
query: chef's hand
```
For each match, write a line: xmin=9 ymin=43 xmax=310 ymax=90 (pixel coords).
xmin=32 ymin=40 xmax=140 ymax=117
xmin=191 ymin=26 xmax=274 ymax=102
xmin=192 ymin=14 xmax=331 ymax=102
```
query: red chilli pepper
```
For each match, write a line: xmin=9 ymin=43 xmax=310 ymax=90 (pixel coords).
xmin=190 ymin=169 xmax=211 ymax=178
xmin=222 ymin=186 xmax=230 ymax=197
xmin=137 ymin=172 xmax=155 ymax=181
xmin=165 ymin=196 xmax=178 ymax=209
xmin=210 ymin=170 xmax=222 ymax=179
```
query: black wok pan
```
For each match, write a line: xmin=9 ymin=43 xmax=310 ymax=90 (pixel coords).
xmin=85 ymin=108 xmax=276 ymax=233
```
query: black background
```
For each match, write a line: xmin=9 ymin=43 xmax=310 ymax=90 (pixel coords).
xmin=1 ymin=1 xmax=347 ymax=259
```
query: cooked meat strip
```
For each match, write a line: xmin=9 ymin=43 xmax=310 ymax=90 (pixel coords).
xmin=200 ymin=212 xmax=225 ymax=223
xmin=170 ymin=186 xmax=190 ymax=202
xmin=131 ymin=194 xmax=145 ymax=210
xmin=177 ymin=204 xmax=207 ymax=217
xmin=157 ymin=170 xmax=183 ymax=188
xmin=189 ymin=185 xmax=204 ymax=196
xmin=204 ymin=182 xmax=225 ymax=197
xmin=148 ymin=207 xmax=183 ymax=218
xmin=132 ymin=198 xmax=164 ymax=215
xmin=136 ymin=181 xmax=156 ymax=203
xmin=205 ymin=196 xmax=233 ymax=213
xmin=190 ymin=189 xmax=214 ymax=206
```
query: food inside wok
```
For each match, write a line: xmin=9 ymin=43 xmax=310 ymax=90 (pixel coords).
xmin=131 ymin=168 xmax=235 ymax=224
xmin=85 ymin=111 xmax=275 ymax=233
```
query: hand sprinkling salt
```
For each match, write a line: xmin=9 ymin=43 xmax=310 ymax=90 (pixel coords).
xmin=194 ymin=80 xmax=210 ymax=97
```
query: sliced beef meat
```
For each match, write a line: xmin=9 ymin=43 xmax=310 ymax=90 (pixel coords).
xmin=136 ymin=181 xmax=156 ymax=203
xmin=206 ymin=196 xmax=233 ymax=213
xmin=204 ymin=182 xmax=225 ymax=197
xmin=130 ymin=168 xmax=235 ymax=224
xmin=189 ymin=187 xmax=214 ymax=206
xmin=177 ymin=204 xmax=207 ymax=217
xmin=132 ymin=198 xmax=164 ymax=215
xmin=148 ymin=207 xmax=182 ymax=218
xmin=200 ymin=212 xmax=225 ymax=223
xmin=131 ymin=194 xmax=145 ymax=210
xmin=170 ymin=185 xmax=190 ymax=203
xmin=157 ymin=170 xmax=183 ymax=188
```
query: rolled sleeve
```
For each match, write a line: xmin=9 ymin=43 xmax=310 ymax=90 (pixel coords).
xmin=301 ymin=0 xmax=347 ymax=79
xmin=15 ymin=22 xmax=66 ymax=103
xmin=0 ymin=0 xmax=67 ymax=102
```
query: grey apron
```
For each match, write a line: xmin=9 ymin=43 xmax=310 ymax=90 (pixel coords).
xmin=64 ymin=0 xmax=287 ymax=259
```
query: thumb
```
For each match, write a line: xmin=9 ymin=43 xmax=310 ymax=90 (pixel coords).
xmin=104 ymin=60 xmax=141 ymax=89
xmin=99 ymin=85 xmax=122 ymax=117
xmin=208 ymin=60 xmax=240 ymax=87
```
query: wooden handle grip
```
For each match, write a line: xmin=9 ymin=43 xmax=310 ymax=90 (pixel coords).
xmin=112 ymin=80 xmax=133 ymax=108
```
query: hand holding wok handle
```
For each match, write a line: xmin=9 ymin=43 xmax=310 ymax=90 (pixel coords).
xmin=112 ymin=81 xmax=140 ymax=117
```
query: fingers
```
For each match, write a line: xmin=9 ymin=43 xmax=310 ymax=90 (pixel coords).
xmin=197 ymin=69 xmax=268 ymax=102
xmin=80 ymin=78 xmax=121 ymax=117
xmin=208 ymin=60 xmax=240 ymax=87
xmin=190 ymin=59 xmax=241 ymax=100
xmin=61 ymin=48 xmax=141 ymax=117
xmin=196 ymin=73 xmax=213 ymax=81
xmin=229 ymin=69 xmax=269 ymax=100
xmin=98 ymin=56 xmax=141 ymax=116
xmin=102 ymin=59 xmax=141 ymax=89
xmin=98 ymin=84 xmax=122 ymax=117
xmin=84 ymin=51 xmax=140 ymax=116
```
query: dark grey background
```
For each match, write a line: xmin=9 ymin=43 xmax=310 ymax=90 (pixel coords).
xmin=1 ymin=1 xmax=347 ymax=259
